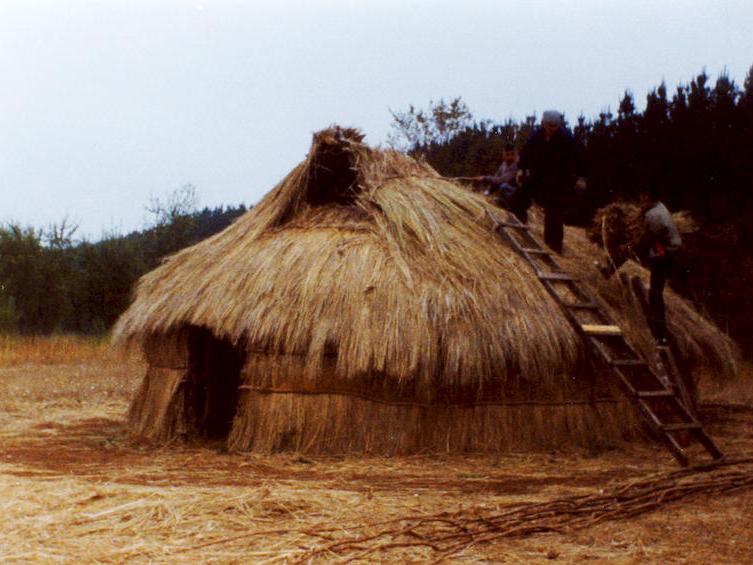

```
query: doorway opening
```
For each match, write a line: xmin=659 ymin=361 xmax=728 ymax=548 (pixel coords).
xmin=186 ymin=326 xmax=245 ymax=439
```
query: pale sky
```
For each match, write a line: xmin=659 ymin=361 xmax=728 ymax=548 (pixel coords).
xmin=2 ymin=0 xmax=752 ymax=239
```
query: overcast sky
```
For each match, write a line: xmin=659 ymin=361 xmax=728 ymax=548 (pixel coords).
xmin=2 ymin=0 xmax=752 ymax=239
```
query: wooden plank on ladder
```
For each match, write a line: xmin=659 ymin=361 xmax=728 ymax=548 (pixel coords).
xmin=582 ymin=324 xmax=622 ymax=336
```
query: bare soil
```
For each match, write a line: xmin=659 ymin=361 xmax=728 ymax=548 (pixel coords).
xmin=1 ymin=353 xmax=752 ymax=564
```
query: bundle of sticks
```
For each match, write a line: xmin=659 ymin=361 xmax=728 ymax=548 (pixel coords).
xmin=291 ymin=456 xmax=753 ymax=563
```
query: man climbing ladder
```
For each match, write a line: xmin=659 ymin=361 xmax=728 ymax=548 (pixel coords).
xmin=637 ymin=189 xmax=683 ymax=345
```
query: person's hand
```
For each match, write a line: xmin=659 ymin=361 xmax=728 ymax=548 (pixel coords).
xmin=575 ymin=177 xmax=587 ymax=193
xmin=515 ymin=170 xmax=526 ymax=185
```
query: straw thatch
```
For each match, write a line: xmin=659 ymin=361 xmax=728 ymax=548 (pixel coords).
xmin=114 ymin=127 xmax=737 ymax=454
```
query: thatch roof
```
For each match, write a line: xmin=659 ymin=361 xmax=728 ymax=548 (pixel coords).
xmin=114 ymin=127 xmax=737 ymax=394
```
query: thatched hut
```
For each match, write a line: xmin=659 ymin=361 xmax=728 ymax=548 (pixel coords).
xmin=114 ymin=127 xmax=736 ymax=454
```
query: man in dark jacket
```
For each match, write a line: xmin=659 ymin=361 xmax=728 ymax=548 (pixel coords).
xmin=516 ymin=111 xmax=586 ymax=253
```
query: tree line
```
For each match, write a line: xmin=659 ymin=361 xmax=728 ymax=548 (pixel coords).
xmin=390 ymin=66 xmax=753 ymax=352
xmin=0 ymin=185 xmax=246 ymax=334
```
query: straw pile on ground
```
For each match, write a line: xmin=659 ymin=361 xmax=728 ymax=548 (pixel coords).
xmin=113 ymin=126 xmax=737 ymax=455
xmin=4 ymin=339 xmax=753 ymax=563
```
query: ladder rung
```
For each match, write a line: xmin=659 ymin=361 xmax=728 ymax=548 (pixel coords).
xmin=538 ymin=272 xmax=576 ymax=281
xmin=661 ymin=423 xmax=702 ymax=432
xmin=582 ymin=324 xmax=623 ymax=336
xmin=522 ymin=247 xmax=551 ymax=255
xmin=499 ymin=221 xmax=529 ymax=230
xmin=565 ymin=302 xmax=599 ymax=310
xmin=637 ymin=390 xmax=675 ymax=398
xmin=611 ymin=359 xmax=645 ymax=367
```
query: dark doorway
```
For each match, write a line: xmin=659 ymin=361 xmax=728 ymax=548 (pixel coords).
xmin=187 ymin=327 xmax=245 ymax=439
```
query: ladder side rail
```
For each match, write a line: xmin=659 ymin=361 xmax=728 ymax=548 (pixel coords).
xmin=690 ymin=428 xmax=725 ymax=460
xmin=659 ymin=347 xmax=694 ymax=411
xmin=629 ymin=275 xmax=696 ymax=414
xmin=539 ymin=278 xmax=614 ymax=332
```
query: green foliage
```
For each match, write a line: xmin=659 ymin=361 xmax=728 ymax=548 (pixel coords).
xmin=0 ymin=224 xmax=72 ymax=333
xmin=0 ymin=186 xmax=247 ymax=335
xmin=388 ymin=97 xmax=473 ymax=150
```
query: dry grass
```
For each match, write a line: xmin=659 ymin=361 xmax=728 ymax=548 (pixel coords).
xmin=0 ymin=334 xmax=117 ymax=366
xmin=1 ymin=337 xmax=753 ymax=563
xmin=702 ymin=359 xmax=753 ymax=406
xmin=0 ymin=335 xmax=141 ymax=418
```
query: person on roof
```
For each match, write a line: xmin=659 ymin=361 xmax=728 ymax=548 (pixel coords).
xmin=516 ymin=110 xmax=586 ymax=253
xmin=483 ymin=143 xmax=519 ymax=188
xmin=476 ymin=143 xmax=530 ymax=222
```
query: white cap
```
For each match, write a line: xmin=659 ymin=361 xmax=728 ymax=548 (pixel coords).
xmin=542 ymin=110 xmax=563 ymax=126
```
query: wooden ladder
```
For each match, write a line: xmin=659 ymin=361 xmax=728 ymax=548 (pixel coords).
xmin=492 ymin=211 xmax=724 ymax=467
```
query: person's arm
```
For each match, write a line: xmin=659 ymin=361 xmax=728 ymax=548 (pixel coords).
xmin=481 ymin=163 xmax=504 ymax=185
xmin=517 ymin=140 xmax=533 ymax=185
xmin=636 ymin=224 xmax=655 ymax=260
xmin=518 ymin=141 xmax=530 ymax=172
xmin=661 ymin=210 xmax=682 ymax=253
xmin=573 ymin=137 xmax=586 ymax=180
xmin=568 ymin=131 xmax=587 ymax=192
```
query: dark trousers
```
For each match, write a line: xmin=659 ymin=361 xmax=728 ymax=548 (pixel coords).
xmin=511 ymin=196 xmax=529 ymax=224
xmin=494 ymin=183 xmax=530 ymax=224
xmin=648 ymin=256 xmax=670 ymax=340
xmin=543 ymin=206 xmax=565 ymax=253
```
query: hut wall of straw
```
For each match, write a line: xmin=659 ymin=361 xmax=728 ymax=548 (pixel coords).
xmin=128 ymin=331 xmax=190 ymax=442
xmin=114 ymin=127 xmax=738 ymax=454
xmin=226 ymin=350 xmax=641 ymax=453
xmin=228 ymin=389 xmax=641 ymax=454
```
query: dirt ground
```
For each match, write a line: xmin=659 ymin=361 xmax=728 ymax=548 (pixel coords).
xmin=1 ymin=344 xmax=752 ymax=564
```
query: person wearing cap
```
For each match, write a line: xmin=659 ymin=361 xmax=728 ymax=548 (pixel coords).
xmin=516 ymin=111 xmax=586 ymax=253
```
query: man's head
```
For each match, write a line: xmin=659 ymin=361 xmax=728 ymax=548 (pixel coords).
xmin=639 ymin=164 xmax=668 ymax=206
xmin=638 ymin=180 xmax=663 ymax=207
xmin=502 ymin=143 xmax=517 ymax=163
xmin=541 ymin=110 xmax=563 ymax=139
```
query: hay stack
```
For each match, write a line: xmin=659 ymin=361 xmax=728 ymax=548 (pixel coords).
xmin=587 ymin=202 xmax=697 ymax=270
xmin=114 ymin=127 xmax=737 ymax=454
